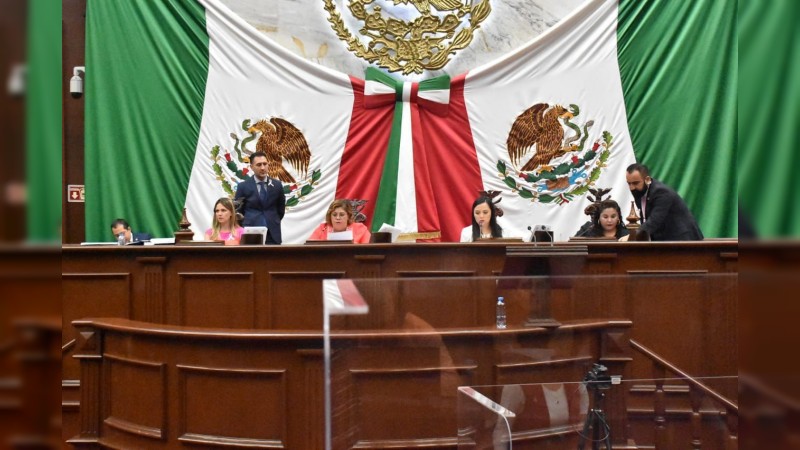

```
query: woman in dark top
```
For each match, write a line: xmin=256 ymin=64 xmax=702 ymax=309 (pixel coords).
xmin=575 ymin=199 xmax=629 ymax=239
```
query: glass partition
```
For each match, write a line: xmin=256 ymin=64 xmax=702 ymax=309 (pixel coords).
xmin=322 ymin=273 xmax=737 ymax=450
xmin=457 ymin=375 xmax=738 ymax=450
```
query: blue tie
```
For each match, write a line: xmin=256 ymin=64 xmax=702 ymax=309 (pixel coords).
xmin=258 ymin=181 xmax=267 ymax=204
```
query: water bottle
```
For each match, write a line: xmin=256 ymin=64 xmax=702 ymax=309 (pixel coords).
xmin=117 ymin=232 xmax=126 ymax=246
xmin=496 ymin=296 xmax=507 ymax=329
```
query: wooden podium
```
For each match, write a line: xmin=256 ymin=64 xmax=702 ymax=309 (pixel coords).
xmin=500 ymin=244 xmax=588 ymax=328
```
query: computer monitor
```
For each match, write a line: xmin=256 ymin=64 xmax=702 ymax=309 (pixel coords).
xmin=241 ymin=226 xmax=268 ymax=245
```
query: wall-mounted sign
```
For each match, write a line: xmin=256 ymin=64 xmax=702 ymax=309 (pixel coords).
xmin=67 ymin=185 xmax=85 ymax=202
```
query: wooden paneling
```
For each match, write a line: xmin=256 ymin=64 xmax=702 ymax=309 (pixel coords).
xmin=60 ymin=241 xmax=739 ymax=449
xmin=103 ymin=355 xmax=166 ymax=440
xmin=70 ymin=318 xmax=627 ymax=450
xmin=61 ymin=273 xmax=130 ymax=383
xmin=178 ymin=365 xmax=287 ymax=448
xmin=268 ymin=271 xmax=346 ymax=330
xmin=348 ymin=366 xmax=475 ymax=445
xmin=396 ymin=273 xmax=481 ymax=329
xmin=178 ymin=272 xmax=255 ymax=328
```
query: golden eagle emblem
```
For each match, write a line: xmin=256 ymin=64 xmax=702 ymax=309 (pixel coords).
xmin=209 ymin=117 xmax=322 ymax=209
xmin=247 ymin=118 xmax=311 ymax=184
xmin=507 ymin=103 xmax=575 ymax=172
xmin=323 ymin=0 xmax=491 ymax=74
xmin=497 ymin=103 xmax=613 ymax=205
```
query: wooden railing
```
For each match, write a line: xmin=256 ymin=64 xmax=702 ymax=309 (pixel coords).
xmin=739 ymin=372 xmax=800 ymax=448
xmin=630 ymin=339 xmax=737 ymax=450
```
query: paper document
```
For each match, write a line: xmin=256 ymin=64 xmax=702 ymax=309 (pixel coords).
xmin=149 ymin=237 xmax=175 ymax=245
xmin=327 ymin=230 xmax=353 ymax=241
xmin=377 ymin=223 xmax=402 ymax=242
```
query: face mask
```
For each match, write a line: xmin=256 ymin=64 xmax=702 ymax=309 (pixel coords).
xmin=631 ymin=181 xmax=650 ymax=200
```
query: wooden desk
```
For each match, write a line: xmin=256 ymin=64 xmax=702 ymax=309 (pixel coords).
xmin=69 ymin=318 xmax=632 ymax=450
xmin=61 ymin=241 xmax=738 ymax=448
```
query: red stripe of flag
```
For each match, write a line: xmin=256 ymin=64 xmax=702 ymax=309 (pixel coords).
xmin=335 ymin=76 xmax=394 ymax=229
xmin=416 ymin=74 xmax=483 ymax=242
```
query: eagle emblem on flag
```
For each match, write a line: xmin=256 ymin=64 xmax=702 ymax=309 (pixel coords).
xmin=498 ymin=103 xmax=613 ymax=205
xmin=323 ymin=0 xmax=491 ymax=74
xmin=209 ymin=118 xmax=322 ymax=208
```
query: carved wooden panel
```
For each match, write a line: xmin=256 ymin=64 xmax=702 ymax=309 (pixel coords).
xmin=178 ymin=272 xmax=255 ymax=328
xmin=625 ymin=272 xmax=713 ymax=377
xmin=298 ymin=349 xmax=324 ymax=450
xmin=103 ymin=354 xmax=166 ymax=440
xmin=135 ymin=256 xmax=167 ymax=323
xmin=62 ymin=273 xmax=131 ymax=380
xmin=177 ymin=365 xmax=287 ymax=448
xmin=268 ymin=271 xmax=345 ymax=329
xmin=395 ymin=271 xmax=482 ymax=328
xmin=347 ymin=365 xmax=476 ymax=446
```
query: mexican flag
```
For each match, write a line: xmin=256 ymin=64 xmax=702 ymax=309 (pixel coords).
xmin=84 ymin=0 xmax=736 ymax=242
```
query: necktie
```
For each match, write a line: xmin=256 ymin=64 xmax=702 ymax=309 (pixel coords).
xmin=258 ymin=181 xmax=267 ymax=204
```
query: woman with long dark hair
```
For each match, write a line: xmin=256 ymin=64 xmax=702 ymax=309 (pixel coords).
xmin=581 ymin=199 xmax=629 ymax=239
xmin=460 ymin=196 xmax=503 ymax=242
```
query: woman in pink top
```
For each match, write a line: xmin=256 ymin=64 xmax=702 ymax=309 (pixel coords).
xmin=308 ymin=199 xmax=371 ymax=244
xmin=205 ymin=197 xmax=244 ymax=245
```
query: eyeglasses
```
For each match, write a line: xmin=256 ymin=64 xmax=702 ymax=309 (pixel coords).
xmin=331 ymin=212 xmax=349 ymax=218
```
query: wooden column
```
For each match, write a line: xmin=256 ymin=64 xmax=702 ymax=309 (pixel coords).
xmin=68 ymin=327 xmax=103 ymax=449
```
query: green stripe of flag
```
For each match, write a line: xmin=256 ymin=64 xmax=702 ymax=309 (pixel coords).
xmin=739 ymin=0 xmax=800 ymax=237
xmin=418 ymin=74 xmax=450 ymax=92
xmin=371 ymin=101 xmax=404 ymax=231
xmin=617 ymin=0 xmax=737 ymax=237
xmin=85 ymin=0 xmax=210 ymax=241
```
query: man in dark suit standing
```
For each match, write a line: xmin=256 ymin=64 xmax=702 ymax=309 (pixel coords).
xmin=235 ymin=151 xmax=285 ymax=244
xmin=625 ymin=163 xmax=703 ymax=241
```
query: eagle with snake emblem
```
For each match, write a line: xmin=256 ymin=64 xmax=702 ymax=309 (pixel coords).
xmin=247 ymin=118 xmax=311 ymax=184
xmin=506 ymin=103 xmax=576 ymax=173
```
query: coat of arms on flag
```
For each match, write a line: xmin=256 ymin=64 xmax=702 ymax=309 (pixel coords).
xmin=209 ymin=118 xmax=323 ymax=209
xmin=323 ymin=0 xmax=492 ymax=74
xmin=498 ymin=103 xmax=613 ymax=205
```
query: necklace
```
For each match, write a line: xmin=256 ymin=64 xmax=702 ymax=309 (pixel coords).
xmin=480 ymin=232 xmax=492 ymax=239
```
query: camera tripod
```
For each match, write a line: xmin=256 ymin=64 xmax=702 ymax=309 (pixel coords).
xmin=577 ymin=385 xmax=611 ymax=450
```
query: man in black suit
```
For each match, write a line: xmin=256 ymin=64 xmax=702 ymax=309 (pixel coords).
xmin=625 ymin=163 xmax=703 ymax=241
xmin=110 ymin=218 xmax=152 ymax=243
xmin=234 ymin=151 xmax=285 ymax=244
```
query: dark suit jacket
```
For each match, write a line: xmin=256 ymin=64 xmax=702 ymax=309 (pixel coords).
xmin=636 ymin=180 xmax=703 ymax=241
xmin=234 ymin=176 xmax=286 ymax=244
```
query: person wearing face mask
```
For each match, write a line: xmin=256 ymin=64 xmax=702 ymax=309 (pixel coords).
xmin=624 ymin=163 xmax=703 ymax=241
xmin=110 ymin=218 xmax=151 ymax=244
xmin=460 ymin=196 xmax=504 ymax=242
xmin=308 ymin=199 xmax=372 ymax=243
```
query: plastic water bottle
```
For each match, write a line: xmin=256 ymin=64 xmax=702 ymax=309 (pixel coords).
xmin=117 ymin=232 xmax=126 ymax=246
xmin=496 ymin=296 xmax=507 ymax=329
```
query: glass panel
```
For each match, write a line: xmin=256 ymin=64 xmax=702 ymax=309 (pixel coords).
xmin=457 ymin=376 xmax=738 ymax=449
xmin=322 ymin=273 xmax=737 ymax=450
xmin=457 ymin=386 xmax=514 ymax=449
